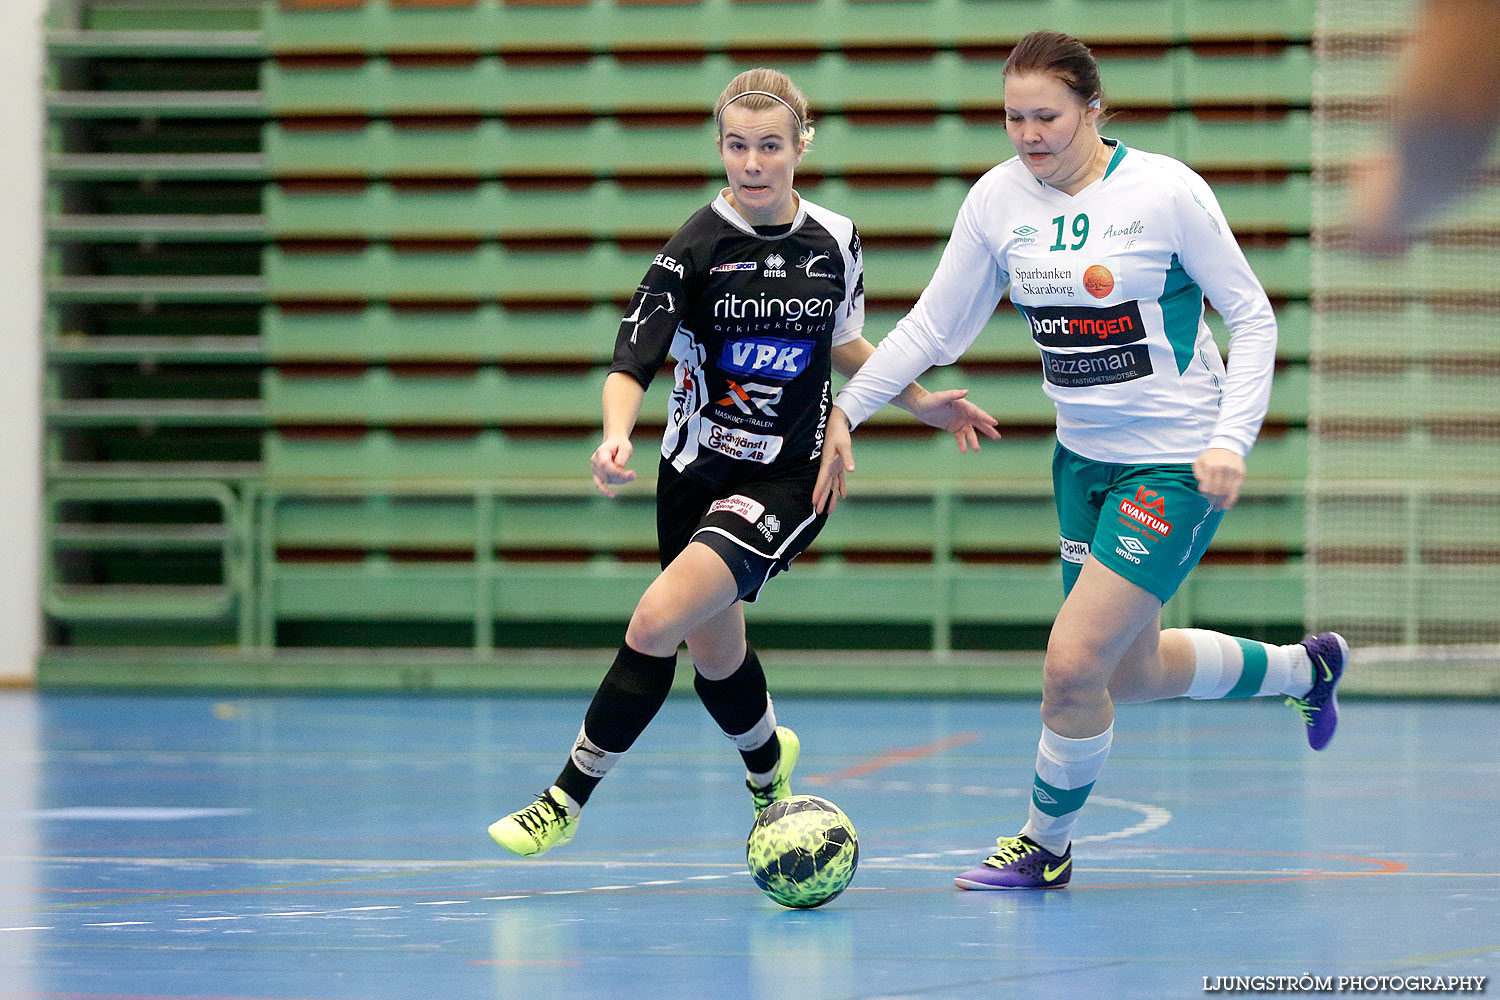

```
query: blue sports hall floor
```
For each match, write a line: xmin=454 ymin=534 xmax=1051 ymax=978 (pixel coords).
xmin=0 ymin=689 xmax=1495 ymax=999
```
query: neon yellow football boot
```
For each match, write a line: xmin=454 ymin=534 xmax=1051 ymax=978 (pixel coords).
xmin=488 ymin=786 xmax=577 ymax=858
xmin=747 ymin=726 xmax=800 ymax=815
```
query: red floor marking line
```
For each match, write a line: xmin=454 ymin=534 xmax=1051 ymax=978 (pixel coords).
xmin=806 ymin=731 xmax=983 ymax=782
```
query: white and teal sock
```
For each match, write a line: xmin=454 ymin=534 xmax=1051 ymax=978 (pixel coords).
xmin=1181 ymin=629 xmax=1313 ymax=699
xmin=1019 ymin=722 xmax=1114 ymax=855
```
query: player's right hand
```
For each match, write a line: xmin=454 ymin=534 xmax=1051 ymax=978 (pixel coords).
xmin=591 ymin=436 xmax=636 ymax=497
xmin=813 ymin=408 xmax=855 ymax=515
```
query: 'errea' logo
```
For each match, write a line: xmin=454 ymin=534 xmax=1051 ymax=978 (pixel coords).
xmin=720 ymin=337 xmax=813 ymax=381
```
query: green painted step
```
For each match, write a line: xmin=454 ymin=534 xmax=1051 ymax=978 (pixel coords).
xmin=264 ymin=175 xmax=1310 ymax=240
xmin=264 ymin=0 xmax=1182 ymax=54
xmin=257 ymin=364 xmax=1309 ymax=426
xmin=261 ymin=239 xmax=1312 ymax=300
xmin=261 ymin=427 xmax=1310 ymax=486
xmin=257 ymin=301 xmax=1311 ymax=364
xmin=263 ymin=113 xmax=1313 ymax=178
xmin=46 ymin=27 xmax=264 ymax=56
xmin=261 ymin=49 xmax=1308 ymax=117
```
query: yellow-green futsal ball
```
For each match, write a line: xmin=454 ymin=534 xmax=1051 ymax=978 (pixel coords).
xmin=746 ymin=794 xmax=859 ymax=908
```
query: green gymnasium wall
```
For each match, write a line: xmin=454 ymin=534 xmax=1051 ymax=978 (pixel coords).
xmin=40 ymin=0 xmax=1318 ymax=691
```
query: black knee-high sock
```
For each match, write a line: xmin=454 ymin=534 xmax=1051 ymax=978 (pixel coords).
xmin=554 ymin=643 xmax=676 ymax=807
xmin=694 ymin=647 xmax=781 ymax=776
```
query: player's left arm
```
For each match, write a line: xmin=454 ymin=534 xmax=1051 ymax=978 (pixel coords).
xmin=830 ymin=337 xmax=1000 ymax=453
xmin=1174 ymin=170 xmax=1279 ymax=510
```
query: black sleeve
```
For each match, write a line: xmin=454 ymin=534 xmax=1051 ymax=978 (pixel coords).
xmin=609 ymin=237 xmax=695 ymax=389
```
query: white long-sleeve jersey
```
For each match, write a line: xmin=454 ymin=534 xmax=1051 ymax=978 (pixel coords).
xmin=835 ymin=140 xmax=1278 ymax=464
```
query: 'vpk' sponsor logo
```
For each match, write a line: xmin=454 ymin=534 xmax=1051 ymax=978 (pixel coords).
xmin=720 ymin=337 xmax=813 ymax=381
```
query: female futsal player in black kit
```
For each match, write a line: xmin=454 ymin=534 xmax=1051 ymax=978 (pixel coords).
xmin=489 ymin=68 xmax=1000 ymax=857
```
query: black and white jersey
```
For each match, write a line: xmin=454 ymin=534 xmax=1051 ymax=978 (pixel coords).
xmin=610 ymin=191 xmax=866 ymax=488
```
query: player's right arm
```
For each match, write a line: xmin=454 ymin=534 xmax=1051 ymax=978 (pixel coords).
xmin=815 ymin=182 xmax=1008 ymax=513
xmin=597 ymin=223 xmax=696 ymax=500
xmin=592 ymin=372 xmax=646 ymax=497
xmin=600 ymin=230 xmax=695 ymax=497
xmin=832 ymin=187 xmax=1006 ymax=431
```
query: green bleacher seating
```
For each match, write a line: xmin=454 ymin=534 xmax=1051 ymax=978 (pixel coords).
xmin=265 ymin=489 xmax=1306 ymax=556
xmin=49 ymin=213 xmax=267 ymax=241
xmin=46 ymin=89 xmax=263 ymax=118
xmin=262 ymin=113 xmax=1313 ymax=178
xmin=44 ymin=0 xmax=1320 ymax=674
xmin=259 ymin=239 xmax=1312 ymax=301
xmin=1180 ymin=0 xmax=1313 ymax=40
xmin=81 ymin=0 xmax=260 ymax=32
xmin=43 ymin=479 xmax=251 ymax=629
xmin=46 ymin=26 xmax=263 ymax=57
xmin=262 ymin=174 xmax=1309 ymax=240
xmin=260 ymin=427 xmax=1308 ymax=488
xmin=262 ymin=303 xmax=621 ymax=361
xmin=47 ymin=152 xmax=269 ymax=181
xmin=48 ymin=274 xmax=268 ymax=303
xmin=263 ymin=0 xmax=1183 ymax=56
xmin=255 ymin=301 xmax=1312 ymax=366
xmin=260 ymin=48 xmax=1323 ymax=119
xmin=1179 ymin=45 xmax=1314 ymax=105
xmin=256 ymin=363 xmax=1308 ymax=428
xmin=261 ymin=51 xmax=1190 ymax=117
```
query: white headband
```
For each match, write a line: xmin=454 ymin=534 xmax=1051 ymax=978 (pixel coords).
xmin=718 ymin=89 xmax=805 ymax=133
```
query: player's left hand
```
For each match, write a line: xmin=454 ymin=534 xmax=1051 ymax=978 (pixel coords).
xmin=908 ymin=388 xmax=1002 ymax=453
xmin=1193 ymin=447 xmax=1245 ymax=511
xmin=813 ymin=407 xmax=855 ymax=515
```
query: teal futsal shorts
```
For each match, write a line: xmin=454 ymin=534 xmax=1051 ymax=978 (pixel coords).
xmin=1053 ymin=443 xmax=1226 ymax=603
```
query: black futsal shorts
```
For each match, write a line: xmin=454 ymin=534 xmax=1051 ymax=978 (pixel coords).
xmin=656 ymin=461 xmax=828 ymax=602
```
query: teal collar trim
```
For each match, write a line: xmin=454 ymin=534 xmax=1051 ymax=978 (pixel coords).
xmin=1031 ymin=137 xmax=1127 ymax=188
xmin=1101 ymin=137 xmax=1126 ymax=178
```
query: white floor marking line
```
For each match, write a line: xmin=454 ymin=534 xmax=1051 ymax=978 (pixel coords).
xmin=22 ymin=807 xmax=252 ymax=821
xmin=15 ymin=774 xmax=1170 ymax=927
xmin=825 ymin=778 xmax=1172 ymax=850
xmin=1073 ymin=796 xmax=1173 ymax=844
